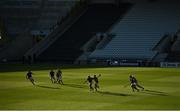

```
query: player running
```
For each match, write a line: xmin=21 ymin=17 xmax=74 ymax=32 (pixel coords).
xmin=26 ymin=70 xmax=35 ymax=85
xmin=50 ymin=70 xmax=56 ymax=83
xmin=93 ymin=74 xmax=101 ymax=91
xmin=84 ymin=75 xmax=94 ymax=91
xmin=129 ymin=75 xmax=144 ymax=92
xmin=56 ymin=69 xmax=64 ymax=85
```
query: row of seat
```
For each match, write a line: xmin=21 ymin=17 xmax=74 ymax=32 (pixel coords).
xmin=90 ymin=0 xmax=180 ymax=60
xmin=37 ymin=3 xmax=132 ymax=62
xmin=0 ymin=0 xmax=75 ymax=37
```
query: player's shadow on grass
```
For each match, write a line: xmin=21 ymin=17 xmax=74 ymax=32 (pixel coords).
xmin=64 ymin=83 xmax=86 ymax=89
xmin=36 ymin=85 xmax=60 ymax=89
xmin=97 ymin=91 xmax=132 ymax=96
xmin=142 ymin=89 xmax=168 ymax=96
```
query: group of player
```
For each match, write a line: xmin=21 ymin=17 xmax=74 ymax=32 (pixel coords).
xmin=84 ymin=74 xmax=101 ymax=92
xmin=26 ymin=70 xmax=144 ymax=92
xmin=26 ymin=69 xmax=64 ymax=85
xmin=84 ymin=74 xmax=144 ymax=92
xmin=49 ymin=69 xmax=64 ymax=84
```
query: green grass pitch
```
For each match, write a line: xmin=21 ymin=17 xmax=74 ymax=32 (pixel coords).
xmin=0 ymin=64 xmax=180 ymax=110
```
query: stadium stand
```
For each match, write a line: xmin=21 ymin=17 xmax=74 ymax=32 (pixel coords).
xmin=89 ymin=0 xmax=180 ymax=62
xmin=0 ymin=0 xmax=76 ymax=61
xmin=1 ymin=0 xmax=180 ymax=64
xmin=36 ymin=2 xmax=132 ymax=63
xmin=0 ymin=0 xmax=75 ymax=37
xmin=166 ymin=30 xmax=180 ymax=61
xmin=32 ymin=0 xmax=76 ymax=36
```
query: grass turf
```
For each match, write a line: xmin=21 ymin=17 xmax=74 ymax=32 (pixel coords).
xmin=0 ymin=64 xmax=180 ymax=110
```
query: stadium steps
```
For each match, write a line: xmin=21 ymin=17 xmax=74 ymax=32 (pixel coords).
xmin=166 ymin=34 xmax=180 ymax=62
xmin=89 ymin=0 xmax=180 ymax=60
xmin=37 ymin=3 xmax=132 ymax=63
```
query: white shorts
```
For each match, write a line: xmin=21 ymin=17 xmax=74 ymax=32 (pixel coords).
xmin=57 ymin=77 xmax=62 ymax=81
xmin=131 ymin=82 xmax=137 ymax=86
xmin=28 ymin=77 xmax=33 ymax=81
xmin=50 ymin=76 xmax=55 ymax=80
